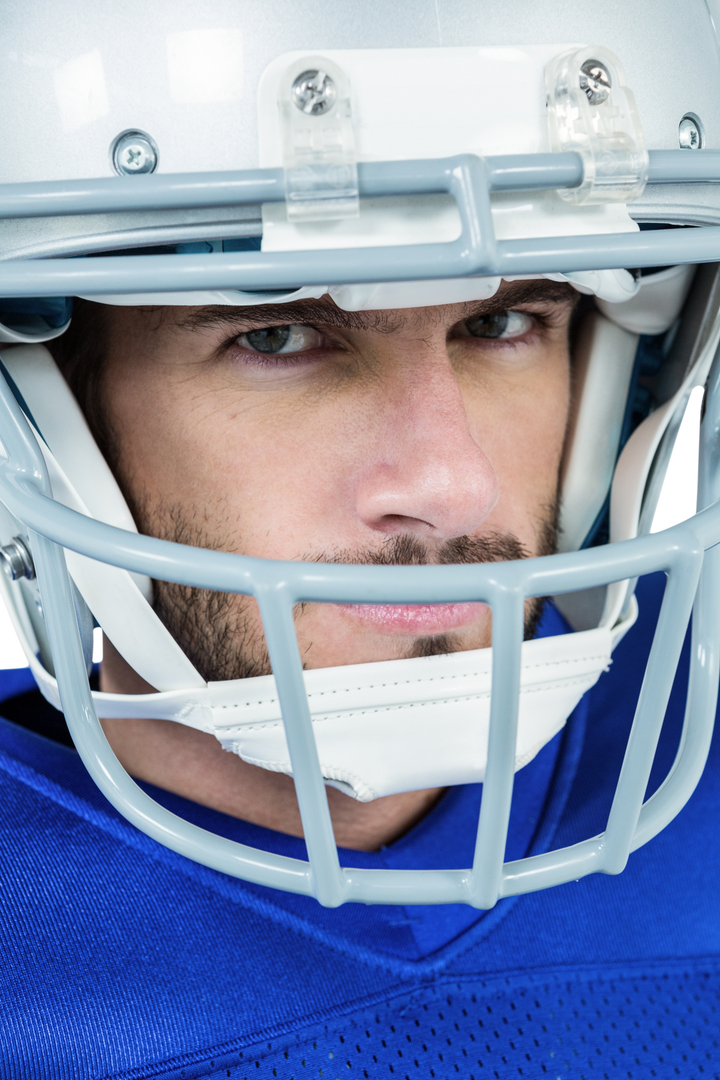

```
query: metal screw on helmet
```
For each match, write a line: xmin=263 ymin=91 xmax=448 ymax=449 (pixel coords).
xmin=292 ymin=69 xmax=337 ymax=115
xmin=579 ymin=59 xmax=612 ymax=105
xmin=111 ymin=130 xmax=159 ymax=176
xmin=0 ymin=537 xmax=35 ymax=581
xmin=679 ymin=115 xmax=703 ymax=150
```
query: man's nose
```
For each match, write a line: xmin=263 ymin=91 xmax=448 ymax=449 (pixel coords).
xmin=352 ymin=353 xmax=499 ymax=540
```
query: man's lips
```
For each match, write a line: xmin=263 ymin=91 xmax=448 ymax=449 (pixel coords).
xmin=338 ymin=601 xmax=487 ymax=636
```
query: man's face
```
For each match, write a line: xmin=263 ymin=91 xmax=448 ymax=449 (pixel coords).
xmin=97 ymin=280 xmax=576 ymax=683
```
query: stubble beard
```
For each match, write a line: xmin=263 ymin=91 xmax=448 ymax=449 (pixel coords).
xmin=133 ymin=502 xmax=559 ymax=684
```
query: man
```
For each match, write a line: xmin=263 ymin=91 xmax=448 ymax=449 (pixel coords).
xmin=1 ymin=2 xmax=720 ymax=1077
xmin=64 ymin=284 xmax=574 ymax=847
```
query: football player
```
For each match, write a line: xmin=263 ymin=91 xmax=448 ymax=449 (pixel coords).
xmin=1 ymin=1 xmax=720 ymax=1076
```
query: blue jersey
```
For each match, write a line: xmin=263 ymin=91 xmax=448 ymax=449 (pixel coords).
xmin=1 ymin=574 xmax=719 ymax=1079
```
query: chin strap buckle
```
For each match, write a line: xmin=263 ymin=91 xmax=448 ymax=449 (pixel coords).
xmin=279 ymin=56 xmax=359 ymax=223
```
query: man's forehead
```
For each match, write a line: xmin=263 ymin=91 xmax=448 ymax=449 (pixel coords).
xmin=171 ymin=279 xmax=578 ymax=336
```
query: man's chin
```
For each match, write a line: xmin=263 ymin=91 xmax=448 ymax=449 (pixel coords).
xmin=405 ymin=630 xmax=469 ymax=660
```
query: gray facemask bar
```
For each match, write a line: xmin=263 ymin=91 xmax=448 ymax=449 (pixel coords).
xmin=2 ymin=151 xmax=720 ymax=296
xmin=0 ymin=351 xmax=718 ymax=909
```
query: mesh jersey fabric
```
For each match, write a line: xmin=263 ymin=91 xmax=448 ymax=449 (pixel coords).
xmin=0 ymin=574 xmax=718 ymax=1080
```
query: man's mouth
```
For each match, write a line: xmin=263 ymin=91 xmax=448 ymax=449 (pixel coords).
xmin=338 ymin=602 xmax=487 ymax=635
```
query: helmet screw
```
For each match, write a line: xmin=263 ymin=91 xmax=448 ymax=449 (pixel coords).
xmin=111 ymin=130 xmax=159 ymax=176
xmin=292 ymin=69 xmax=337 ymax=115
xmin=679 ymin=115 xmax=703 ymax=150
xmin=579 ymin=59 xmax=612 ymax=105
xmin=0 ymin=537 xmax=35 ymax=581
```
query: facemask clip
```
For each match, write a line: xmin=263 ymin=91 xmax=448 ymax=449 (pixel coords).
xmin=545 ymin=46 xmax=648 ymax=205
xmin=279 ymin=56 xmax=359 ymax=222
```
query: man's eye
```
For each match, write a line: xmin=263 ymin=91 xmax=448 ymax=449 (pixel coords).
xmin=464 ymin=311 xmax=533 ymax=340
xmin=237 ymin=324 xmax=322 ymax=355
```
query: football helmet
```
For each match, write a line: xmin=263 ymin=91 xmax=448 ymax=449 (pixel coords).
xmin=0 ymin=0 xmax=719 ymax=908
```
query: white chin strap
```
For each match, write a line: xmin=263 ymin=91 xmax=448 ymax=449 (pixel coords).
xmin=23 ymin=600 xmax=635 ymax=802
xmin=199 ymin=612 xmax=634 ymax=799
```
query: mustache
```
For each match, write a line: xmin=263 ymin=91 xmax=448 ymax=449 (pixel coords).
xmin=306 ymin=529 xmax=542 ymax=570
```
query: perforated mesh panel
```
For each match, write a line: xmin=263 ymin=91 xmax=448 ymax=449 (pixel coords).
xmin=206 ymin=968 xmax=720 ymax=1080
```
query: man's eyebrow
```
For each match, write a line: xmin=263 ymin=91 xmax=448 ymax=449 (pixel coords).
xmin=491 ymin=280 xmax=579 ymax=309
xmin=175 ymin=280 xmax=579 ymax=335
xmin=177 ymin=299 xmax=403 ymax=334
